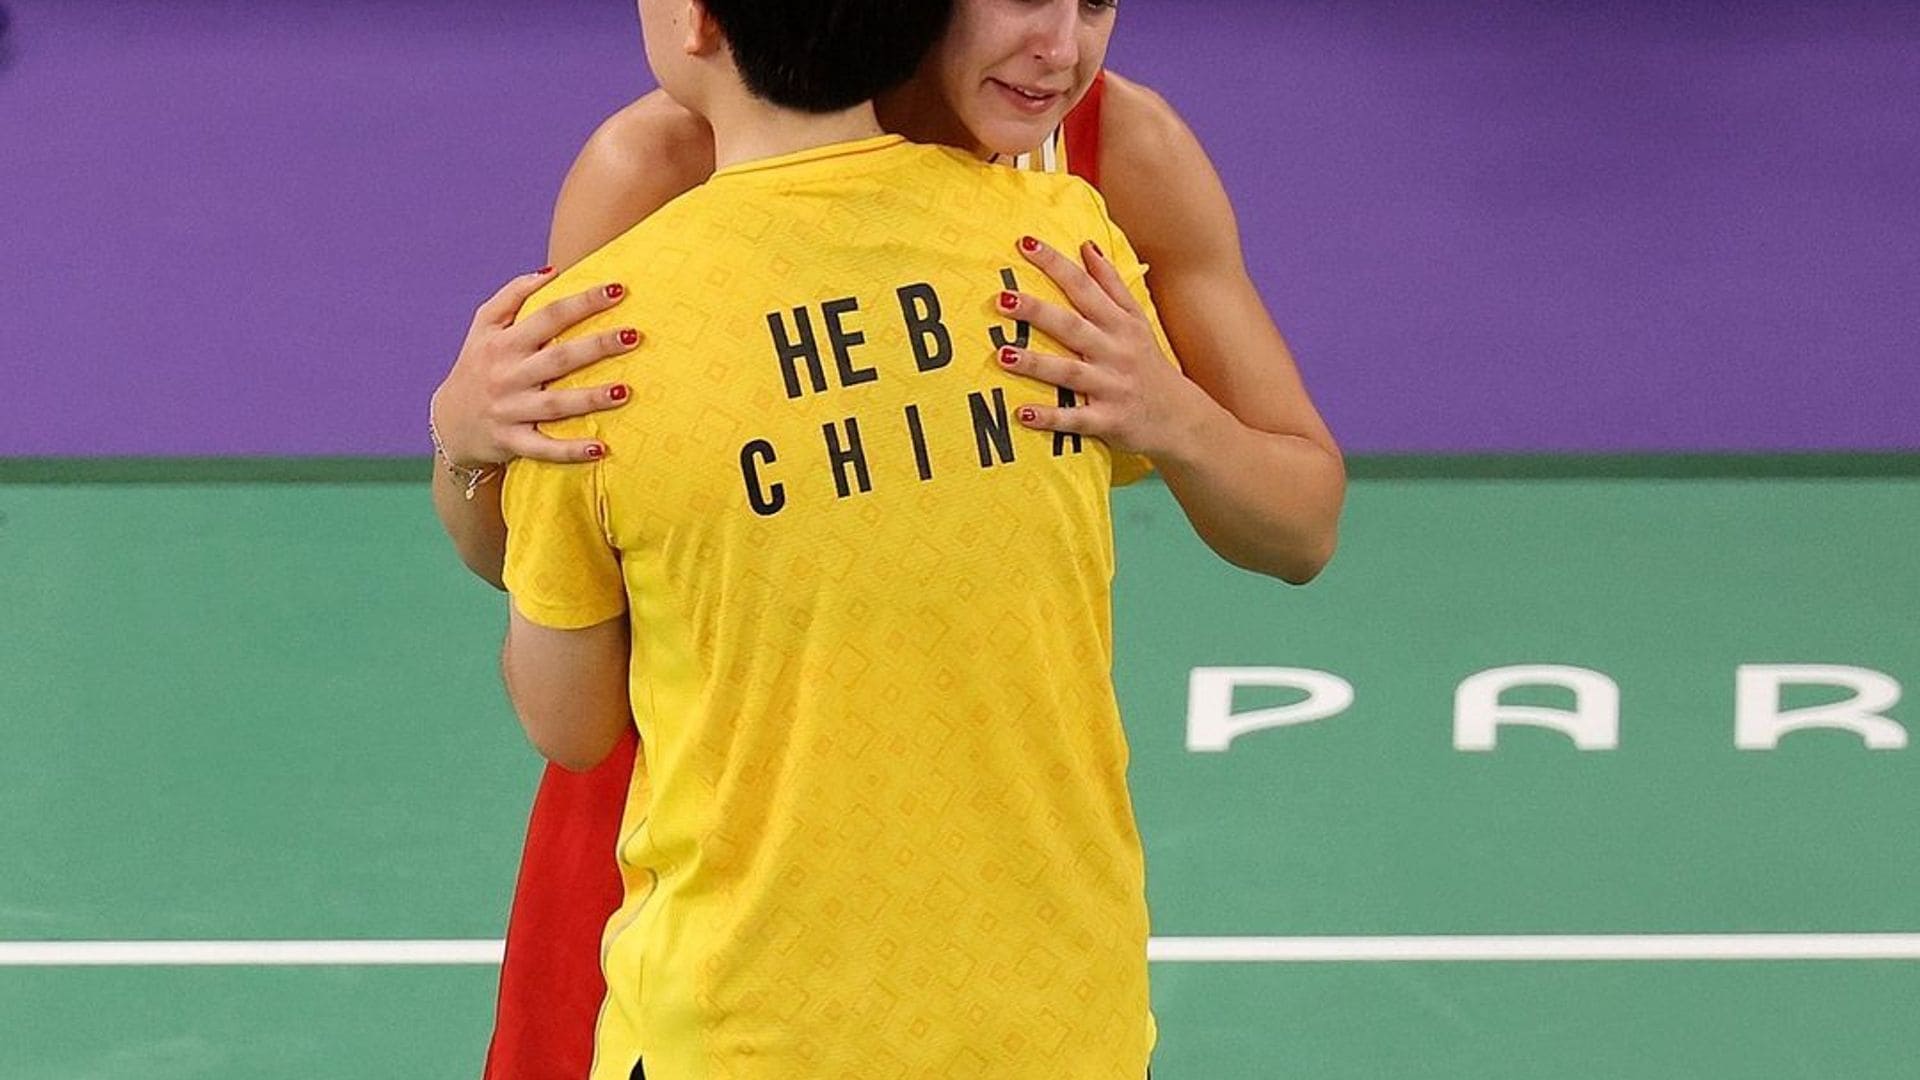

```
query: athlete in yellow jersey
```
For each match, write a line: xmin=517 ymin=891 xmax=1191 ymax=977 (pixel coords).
xmin=499 ymin=2 xmax=1164 ymax=1077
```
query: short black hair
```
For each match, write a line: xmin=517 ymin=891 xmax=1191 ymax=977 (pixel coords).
xmin=701 ymin=0 xmax=954 ymax=114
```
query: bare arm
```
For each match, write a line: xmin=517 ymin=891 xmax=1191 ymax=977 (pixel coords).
xmin=501 ymin=607 xmax=632 ymax=771
xmin=432 ymin=91 xmax=715 ymax=589
xmin=1098 ymin=76 xmax=1345 ymax=582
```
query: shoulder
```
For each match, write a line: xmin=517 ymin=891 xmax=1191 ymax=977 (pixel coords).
xmin=573 ymin=90 xmax=715 ymax=189
xmin=1094 ymin=72 xmax=1239 ymax=269
xmin=549 ymin=90 xmax=717 ymax=268
xmin=1098 ymin=73 xmax=1212 ymax=182
xmin=1098 ymin=74 xmax=1191 ymax=150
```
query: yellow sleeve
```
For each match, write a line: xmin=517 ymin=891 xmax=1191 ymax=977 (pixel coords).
xmin=1087 ymin=186 xmax=1180 ymax=488
xmin=501 ymin=444 xmax=627 ymax=630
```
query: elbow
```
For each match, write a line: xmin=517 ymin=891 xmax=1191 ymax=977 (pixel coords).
xmin=1240 ymin=523 xmax=1339 ymax=586
xmin=1230 ymin=442 xmax=1346 ymax=585
xmin=1288 ymin=518 xmax=1343 ymax=585
xmin=1271 ymin=537 xmax=1337 ymax=586
xmin=522 ymin=714 xmax=620 ymax=773
xmin=505 ymin=669 xmax=627 ymax=771
xmin=543 ymin=743 xmax=616 ymax=774
xmin=1273 ymin=463 xmax=1346 ymax=585
xmin=464 ymin=550 xmax=508 ymax=593
xmin=1279 ymin=552 xmax=1333 ymax=586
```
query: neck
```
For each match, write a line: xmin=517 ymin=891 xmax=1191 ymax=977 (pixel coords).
xmin=705 ymin=94 xmax=887 ymax=171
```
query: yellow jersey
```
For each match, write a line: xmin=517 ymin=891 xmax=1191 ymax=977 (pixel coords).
xmin=503 ymin=135 xmax=1164 ymax=1080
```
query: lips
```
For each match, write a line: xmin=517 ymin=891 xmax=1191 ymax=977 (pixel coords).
xmin=988 ymin=77 xmax=1066 ymax=116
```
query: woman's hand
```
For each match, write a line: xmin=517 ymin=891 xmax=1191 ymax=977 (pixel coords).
xmin=431 ymin=268 xmax=642 ymax=467
xmin=994 ymin=237 xmax=1217 ymax=462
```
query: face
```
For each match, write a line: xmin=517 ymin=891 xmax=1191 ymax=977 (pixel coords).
xmin=923 ymin=0 xmax=1119 ymax=157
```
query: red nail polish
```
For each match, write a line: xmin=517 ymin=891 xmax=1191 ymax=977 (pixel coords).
xmin=604 ymin=284 xmax=625 ymax=301
xmin=536 ymin=265 xmax=555 ymax=275
xmin=1018 ymin=407 xmax=1038 ymax=424
xmin=998 ymin=292 xmax=1019 ymax=312
xmin=1000 ymin=347 xmax=1020 ymax=366
xmin=1087 ymin=242 xmax=1105 ymax=260
xmin=618 ymin=328 xmax=640 ymax=347
xmin=609 ymin=385 xmax=630 ymax=402
xmin=1019 ymin=235 xmax=1041 ymax=253
xmin=586 ymin=444 xmax=605 ymax=460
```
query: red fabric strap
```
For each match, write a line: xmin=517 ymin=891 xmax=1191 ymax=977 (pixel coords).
xmin=1063 ymin=70 xmax=1108 ymax=191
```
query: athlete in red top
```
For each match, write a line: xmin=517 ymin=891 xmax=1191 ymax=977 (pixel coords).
xmin=431 ymin=3 xmax=1346 ymax=1077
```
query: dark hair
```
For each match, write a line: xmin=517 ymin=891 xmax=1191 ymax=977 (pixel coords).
xmin=701 ymin=0 xmax=954 ymax=113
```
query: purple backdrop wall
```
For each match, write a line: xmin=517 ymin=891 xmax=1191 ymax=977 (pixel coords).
xmin=3 ymin=0 xmax=1916 ymax=456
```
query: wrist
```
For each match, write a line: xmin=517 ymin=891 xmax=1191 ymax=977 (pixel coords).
xmin=428 ymin=386 xmax=502 ymax=470
xmin=1150 ymin=382 xmax=1233 ymax=470
xmin=429 ymin=394 xmax=502 ymax=500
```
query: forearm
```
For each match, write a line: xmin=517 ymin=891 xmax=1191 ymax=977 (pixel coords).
xmin=1154 ymin=396 xmax=1346 ymax=585
xmin=431 ymin=465 xmax=508 ymax=590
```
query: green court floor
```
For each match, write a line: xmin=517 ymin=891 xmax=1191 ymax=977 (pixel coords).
xmin=3 ymin=465 xmax=1917 ymax=1078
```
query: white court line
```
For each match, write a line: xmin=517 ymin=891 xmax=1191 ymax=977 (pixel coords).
xmin=1145 ymin=934 xmax=1920 ymax=963
xmin=0 ymin=940 xmax=505 ymax=967
xmin=3 ymin=935 xmax=1920 ymax=967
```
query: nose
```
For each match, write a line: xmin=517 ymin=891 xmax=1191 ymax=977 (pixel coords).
xmin=1027 ymin=1 xmax=1081 ymax=70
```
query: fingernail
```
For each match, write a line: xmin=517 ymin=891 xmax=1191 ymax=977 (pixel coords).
xmin=604 ymin=284 xmax=625 ymax=301
xmin=1019 ymin=235 xmax=1041 ymax=253
xmin=1018 ymin=407 xmax=1038 ymax=424
xmin=999 ymin=347 xmax=1020 ymax=366
xmin=536 ymin=265 xmax=555 ymax=275
xmin=618 ymin=328 xmax=640 ymax=347
xmin=1087 ymin=242 xmax=1105 ymax=260
xmin=586 ymin=444 xmax=606 ymax=460
xmin=609 ymin=385 xmax=629 ymax=403
xmin=998 ymin=291 xmax=1019 ymax=312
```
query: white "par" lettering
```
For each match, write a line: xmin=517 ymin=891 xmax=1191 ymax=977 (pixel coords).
xmin=1181 ymin=665 xmax=1909 ymax=753
xmin=1185 ymin=668 xmax=1355 ymax=753
xmin=1735 ymin=664 xmax=1908 ymax=750
xmin=1454 ymin=666 xmax=1621 ymax=751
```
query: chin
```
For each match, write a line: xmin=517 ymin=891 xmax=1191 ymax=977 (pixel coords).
xmin=977 ymin=115 xmax=1062 ymax=159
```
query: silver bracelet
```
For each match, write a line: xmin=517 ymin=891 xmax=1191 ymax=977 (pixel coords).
xmin=428 ymin=411 xmax=500 ymax=501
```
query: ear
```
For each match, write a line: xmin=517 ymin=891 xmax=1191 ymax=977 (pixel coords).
xmin=683 ymin=0 xmax=724 ymax=56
